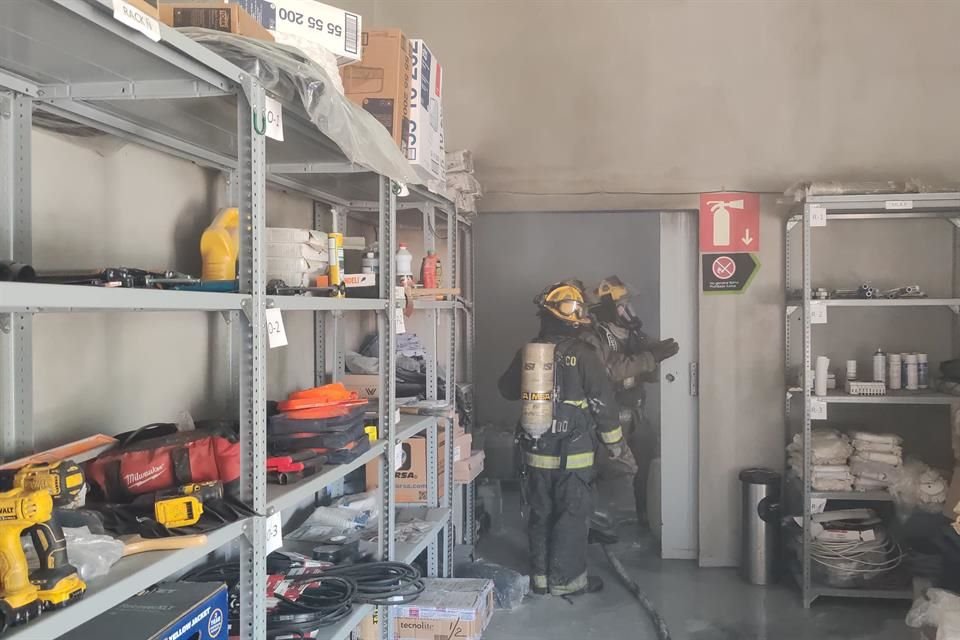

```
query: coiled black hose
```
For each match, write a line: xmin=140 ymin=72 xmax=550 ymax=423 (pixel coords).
xmin=320 ymin=561 xmax=425 ymax=605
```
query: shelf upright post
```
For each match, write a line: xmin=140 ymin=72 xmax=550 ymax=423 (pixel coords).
xmin=0 ymin=90 xmax=32 ymax=460
xmin=378 ymin=176 xmax=398 ymax=640
xmin=331 ymin=206 xmax=348 ymax=380
xmin=313 ymin=201 xmax=327 ymax=385
xmin=443 ymin=208 xmax=458 ymax=575
xmin=801 ymin=203 xmax=814 ymax=608
xmin=236 ymin=79 xmax=267 ymax=640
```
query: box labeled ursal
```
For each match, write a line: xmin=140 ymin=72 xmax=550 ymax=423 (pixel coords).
xmin=159 ymin=3 xmax=273 ymax=41
xmin=407 ymin=39 xmax=444 ymax=182
xmin=231 ymin=0 xmax=361 ymax=64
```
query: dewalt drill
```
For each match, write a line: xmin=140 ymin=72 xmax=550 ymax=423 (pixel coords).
xmin=0 ymin=489 xmax=60 ymax=626
xmin=0 ymin=462 xmax=87 ymax=614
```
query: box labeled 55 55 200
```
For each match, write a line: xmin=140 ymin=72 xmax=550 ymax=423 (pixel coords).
xmin=231 ymin=0 xmax=361 ymax=64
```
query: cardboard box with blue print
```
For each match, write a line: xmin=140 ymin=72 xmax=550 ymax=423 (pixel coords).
xmin=407 ymin=39 xmax=444 ymax=182
xmin=231 ymin=0 xmax=361 ymax=64
xmin=60 ymin=582 xmax=228 ymax=640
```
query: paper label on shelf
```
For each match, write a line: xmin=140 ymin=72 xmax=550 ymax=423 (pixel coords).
xmin=885 ymin=200 xmax=913 ymax=210
xmin=395 ymin=307 xmax=406 ymax=334
xmin=112 ymin=0 xmax=162 ymax=42
xmin=264 ymin=95 xmax=284 ymax=141
xmin=809 ymin=399 xmax=827 ymax=420
xmin=265 ymin=308 xmax=288 ymax=348
xmin=394 ymin=444 xmax=403 ymax=468
xmin=265 ymin=512 xmax=283 ymax=554
xmin=811 ymin=498 xmax=827 ymax=514
xmin=809 ymin=204 xmax=827 ymax=227
xmin=810 ymin=301 xmax=827 ymax=324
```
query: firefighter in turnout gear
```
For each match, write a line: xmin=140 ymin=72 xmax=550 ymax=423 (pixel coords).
xmin=583 ymin=276 xmax=679 ymax=528
xmin=498 ymin=280 xmax=622 ymax=597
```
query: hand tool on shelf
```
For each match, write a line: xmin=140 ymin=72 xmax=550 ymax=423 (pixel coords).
xmin=0 ymin=459 xmax=86 ymax=508
xmin=0 ymin=488 xmax=86 ymax=626
xmin=119 ymin=533 xmax=208 ymax=557
xmin=266 ymin=452 xmax=325 ymax=485
xmin=153 ymin=481 xmax=224 ymax=529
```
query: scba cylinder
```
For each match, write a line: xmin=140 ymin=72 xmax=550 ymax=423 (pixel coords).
xmin=521 ymin=343 xmax=555 ymax=439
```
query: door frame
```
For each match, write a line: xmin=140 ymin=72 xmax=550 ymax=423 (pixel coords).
xmin=658 ymin=210 xmax=700 ymax=559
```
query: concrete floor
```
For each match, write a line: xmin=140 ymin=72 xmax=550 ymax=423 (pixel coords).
xmin=475 ymin=470 xmax=911 ymax=640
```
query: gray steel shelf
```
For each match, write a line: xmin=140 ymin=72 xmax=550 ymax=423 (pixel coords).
xmin=788 ymin=298 xmax=960 ymax=309
xmin=395 ymin=415 xmax=438 ymax=442
xmin=396 ymin=507 xmax=451 ymax=564
xmin=313 ymin=604 xmax=374 ymax=640
xmin=269 ymin=296 xmax=386 ymax=312
xmin=811 ymin=585 xmax=913 ymax=601
xmin=797 ymin=192 xmax=960 ymax=220
xmin=412 ymin=299 xmax=456 ymax=310
xmin=4 ymin=519 xmax=247 ymax=640
xmin=267 ymin=441 xmax=387 ymax=513
xmin=811 ymin=490 xmax=894 ymax=502
xmin=812 ymin=390 xmax=959 ymax=405
xmin=0 ymin=282 xmax=248 ymax=312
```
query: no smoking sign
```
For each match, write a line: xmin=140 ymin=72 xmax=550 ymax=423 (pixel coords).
xmin=702 ymin=253 xmax=759 ymax=294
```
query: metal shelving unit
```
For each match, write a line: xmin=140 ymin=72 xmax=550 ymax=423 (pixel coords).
xmin=0 ymin=2 xmax=465 ymax=638
xmin=784 ymin=192 xmax=960 ymax=608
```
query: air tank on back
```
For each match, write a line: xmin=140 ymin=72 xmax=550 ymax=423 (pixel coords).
xmin=521 ymin=342 xmax=555 ymax=439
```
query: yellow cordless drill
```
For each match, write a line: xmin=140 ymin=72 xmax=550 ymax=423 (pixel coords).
xmin=0 ymin=462 xmax=87 ymax=613
xmin=154 ymin=481 xmax=224 ymax=529
xmin=0 ymin=489 xmax=51 ymax=626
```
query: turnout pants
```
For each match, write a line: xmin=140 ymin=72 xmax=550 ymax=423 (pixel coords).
xmin=624 ymin=408 xmax=657 ymax=523
xmin=525 ymin=465 xmax=594 ymax=595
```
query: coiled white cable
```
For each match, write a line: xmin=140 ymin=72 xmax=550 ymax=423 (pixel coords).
xmin=810 ymin=534 xmax=904 ymax=576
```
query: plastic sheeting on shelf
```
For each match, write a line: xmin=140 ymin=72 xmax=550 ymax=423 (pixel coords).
xmin=180 ymin=28 xmax=420 ymax=186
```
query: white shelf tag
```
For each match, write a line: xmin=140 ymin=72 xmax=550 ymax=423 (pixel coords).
xmin=395 ymin=307 xmax=406 ymax=334
xmin=810 ymin=301 xmax=827 ymax=324
xmin=264 ymin=96 xmax=284 ymax=141
xmin=811 ymin=498 xmax=827 ymax=514
xmin=394 ymin=443 xmax=404 ymax=468
xmin=885 ymin=200 xmax=913 ymax=210
xmin=265 ymin=512 xmax=283 ymax=554
xmin=810 ymin=398 xmax=827 ymax=420
xmin=112 ymin=0 xmax=161 ymax=42
xmin=266 ymin=308 xmax=288 ymax=348
xmin=809 ymin=205 xmax=827 ymax=227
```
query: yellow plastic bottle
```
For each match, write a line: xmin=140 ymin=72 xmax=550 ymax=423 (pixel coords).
xmin=200 ymin=207 xmax=240 ymax=281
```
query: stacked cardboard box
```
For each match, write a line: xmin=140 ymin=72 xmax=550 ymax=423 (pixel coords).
xmin=265 ymin=227 xmax=328 ymax=287
xmin=445 ymin=150 xmax=482 ymax=216
xmin=342 ymin=29 xmax=411 ymax=154
xmin=407 ymin=39 xmax=444 ymax=183
xmin=359 ymin=579 xmax=495 ymax=640
xmin=366 ymin=432 xmax=446 ymax=503
xmin=159 ymin=3 xmax=273 ymax=41
xmin=231 ymin=0 xmax=361 ymax=64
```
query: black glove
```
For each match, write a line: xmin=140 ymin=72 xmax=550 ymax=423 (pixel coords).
xmin=650 ymin=338 xmax=680 ymax=363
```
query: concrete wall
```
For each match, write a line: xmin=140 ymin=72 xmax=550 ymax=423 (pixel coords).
xmin=363 ymin=0 xmax=960 ymax=566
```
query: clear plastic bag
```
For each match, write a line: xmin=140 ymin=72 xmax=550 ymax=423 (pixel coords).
xmin=23 ymin=526 xmax=123 ymax=581
xmin=454 ymin=561 xmax=529 ymax=609
xmin=907 ymin=589 xmax=960 ymax=629
xmin=180 ymin=28 xmax=420 ymax=186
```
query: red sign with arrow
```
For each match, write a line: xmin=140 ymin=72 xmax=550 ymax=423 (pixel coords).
xmin=699 ymin=192 xmax=760 ymax=253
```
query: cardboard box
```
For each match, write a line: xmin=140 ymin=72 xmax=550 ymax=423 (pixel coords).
xmin=455 ymin=450 xmax=484 ymax=484
xmin=159 ymin=3 xmax=273 ymax=41
xmin=342 ymin=374 xmax=381 ymax=399
xmin=343 ymin=272 xmax=376 ymax=288
xmin=358 ymin=579 xmax=494 ymax=640
xmin=232 ymin=0 xmax=361 ymax=63
xmin=407 ymin=39 xmax=444 ymax=182
xmin=61 ymin=582 xmax=228 ymax=640
xmin=266 ymin=241 xmax=328 ymax=261
xmin=366 ymin=434 xmax=447 ymax=503
xmin=342 ymin=29 xmax=410 ymax=153
xmin=453 ymin=432 xmax=472 ymax=461
xmin=127 ymin=0 xmax=159 ymax=18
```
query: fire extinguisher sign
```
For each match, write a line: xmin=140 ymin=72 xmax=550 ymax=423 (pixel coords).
xmin=699 ymin=192 xmax=760 ymax=253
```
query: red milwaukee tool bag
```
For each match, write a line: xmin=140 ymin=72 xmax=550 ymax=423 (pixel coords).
xmin=85 ymin=422 xmax=241 ymax=502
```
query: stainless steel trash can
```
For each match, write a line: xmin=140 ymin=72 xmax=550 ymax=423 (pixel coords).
xmin=739 ymin=468 xmax=781 ymax=585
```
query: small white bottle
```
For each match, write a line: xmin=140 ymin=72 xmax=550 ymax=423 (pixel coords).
xmin=918 ymin=353 xmax=929 ymax=389
xmin=888 ymin=353 xmax=902 ymax=390
xmin=905 ymin=353 xmax=919 ymax=390
xmin=396 ymin=243 xmax=414 ymax=286
xmin=872 ymin=349 xmax=886 ymax=384
xmin=846 ymin=360 xmax=857 ymax=381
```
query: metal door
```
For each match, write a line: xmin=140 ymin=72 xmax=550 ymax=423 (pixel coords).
xmin=658 ymin=210 xmax=700 ymax=559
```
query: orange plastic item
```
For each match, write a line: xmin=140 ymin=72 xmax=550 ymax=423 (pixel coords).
xmin=287 ymin=383 xmax=358 ymax=403
xmin=283 ymin=399 xmax=369 ymax=420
